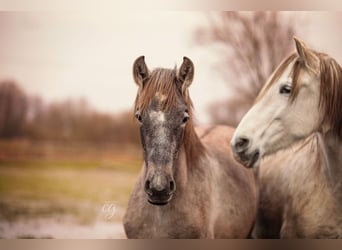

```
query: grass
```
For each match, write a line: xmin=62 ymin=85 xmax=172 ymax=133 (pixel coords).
xmin=0 ymin=139 xmax=142 ymax=225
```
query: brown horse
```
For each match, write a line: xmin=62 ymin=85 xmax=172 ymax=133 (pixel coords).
xmin=123 ymin=56 xmax=257 ymax=238
xmin=231 ymin=38 xmax=342 ymax=238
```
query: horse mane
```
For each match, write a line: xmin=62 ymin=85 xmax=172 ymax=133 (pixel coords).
xmin=318 ymin=53 xmax=342 ymax=138
xmin=134 ymin=68 xmax=206 ymax=167
xmin=257 ymin=50 xmax=342 ymax=138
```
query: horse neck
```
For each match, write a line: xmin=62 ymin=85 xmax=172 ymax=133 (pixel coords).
xmin=183 ymin=123 xmax=206 ymax=170
xmin=172 ymin=146 xmax=189 ymax=192
xmin=318 ymin=130 xmax=342 ymax=192
xmin=173 ymin=124 xmax=206 ymax=189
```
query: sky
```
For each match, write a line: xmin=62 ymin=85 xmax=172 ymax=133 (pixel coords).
xmin=0 ymin=11 xmax=341 ymax=124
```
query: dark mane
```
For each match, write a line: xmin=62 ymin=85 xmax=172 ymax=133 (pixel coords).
xmin=257 ymin=50 xmax=342 ymax=138
xmin=134 ymin=68 xmax=206 ymax=167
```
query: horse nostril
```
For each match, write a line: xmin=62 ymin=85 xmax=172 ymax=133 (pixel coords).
xmin=144 ymin=180 xmax=152 ymax=195
xmin=235 ymin=137 xmax=250 ymax=151
xmin=169 ymin=180 xmax=176 ymax=193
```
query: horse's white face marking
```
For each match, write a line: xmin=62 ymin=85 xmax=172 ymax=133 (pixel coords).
xmin=155 ymin=175 xmax=162 ymax=187
xmin=232 ymin=59 xmax=322 ymax=163
xmin=148 ymin=111 xmax=167 ymax=154
xmin=156 ymin=92 xmax=167 ymax=102
xmin=150 ymin=110 xmax=165 ymax=123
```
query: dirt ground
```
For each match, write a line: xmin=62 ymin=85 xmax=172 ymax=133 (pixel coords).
xmin=0 ymin=219 xmax=126 ymax=239
xmin=0 ymin=140 xmax=141 ymax=239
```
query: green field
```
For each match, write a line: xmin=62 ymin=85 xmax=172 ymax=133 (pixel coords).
xmin=0 ymin=140 xmax=142 ymax=237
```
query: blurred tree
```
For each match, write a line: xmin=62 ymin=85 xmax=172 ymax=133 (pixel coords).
xmin=0 ymin=80 xmax=28 ymax=138
xmin=24 ymin=95 xmax=45 ymax=138
xmin=25 ymin=97 xmax=140 ymax=145
xmin=195 ymin=11 xmax=295 ymax=126
xmin=0 ymin=80 xmax=140 ymax=145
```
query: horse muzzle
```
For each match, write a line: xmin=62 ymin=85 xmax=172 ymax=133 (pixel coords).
xmin=231 ymin=136 xmax=260 ymax=168
xmin=144 ymin=175 xmax=176 ymax=206
xmin=147 ymin=193 xmax=173 ymax=206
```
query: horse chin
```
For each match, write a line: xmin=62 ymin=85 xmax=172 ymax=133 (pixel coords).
xmin=148 ymin=200 xmax=169 ymax=206
xmin=234 ymin=149 xmax=261 ymax=169
xmin=147 ymin=195 xmax=173 ymax=206
xmin=247 ymin=153 xmax=261 ymax=169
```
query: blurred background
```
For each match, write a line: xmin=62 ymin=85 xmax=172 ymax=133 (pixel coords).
xmin=0 ymin=11 xmax=341 ymax=238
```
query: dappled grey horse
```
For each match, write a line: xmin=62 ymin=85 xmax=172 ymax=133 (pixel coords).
xmin=123 ymin=56 xmax=258 ymax=238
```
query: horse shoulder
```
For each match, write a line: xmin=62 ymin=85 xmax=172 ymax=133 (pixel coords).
xmin=253 ymin=151 xmax=290 ymax=238
xmin=255 ymin=142 xmax=314 ymax=238
xmin=256 ymin=135 xmax=342 ymax=238
xmin=195 ymin=125 xmax=258 ymax=237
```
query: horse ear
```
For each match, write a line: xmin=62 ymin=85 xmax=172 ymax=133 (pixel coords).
xmin=133 ymin=56 xmax=149 ymax=88
xmin=177 ymin=57 xmax=194 ymax=94
xmin=294 ymin=37 xmax=309 ymax=63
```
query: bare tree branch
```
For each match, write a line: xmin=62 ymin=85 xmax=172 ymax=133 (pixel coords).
xmin=195 ymin=12 xmax=295 ymax=126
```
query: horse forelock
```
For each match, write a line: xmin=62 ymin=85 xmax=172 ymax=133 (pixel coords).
xmin=134 ymin=68 xmax=179 ymax=113
xmin=256 ymin=53 xmax=298 ymax=102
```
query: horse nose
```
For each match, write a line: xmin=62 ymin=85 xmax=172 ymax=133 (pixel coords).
xmin=144 ymin=176 xmax=176 ymax=196
xmin=233 ymin=136 xmax=250 ymax=153
xmin=144 ymin=180 xmax=153 ymax=195
xmin=169 ymin=180 xmax=176 ymax=194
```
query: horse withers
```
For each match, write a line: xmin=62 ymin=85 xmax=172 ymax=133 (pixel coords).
xmin=231 ymin=38 xmax=342 ymax=238
xmin=123 ymin=56 xmax=257 ymax=238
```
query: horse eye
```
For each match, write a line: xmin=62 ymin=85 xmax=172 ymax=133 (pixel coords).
xmin=279 ymin=84 xmax=292 ymax=95
xmin=135 ymin=113 xmax=143 ymax=123
xmin=182 ymin=113 xmax=189 ymax=124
